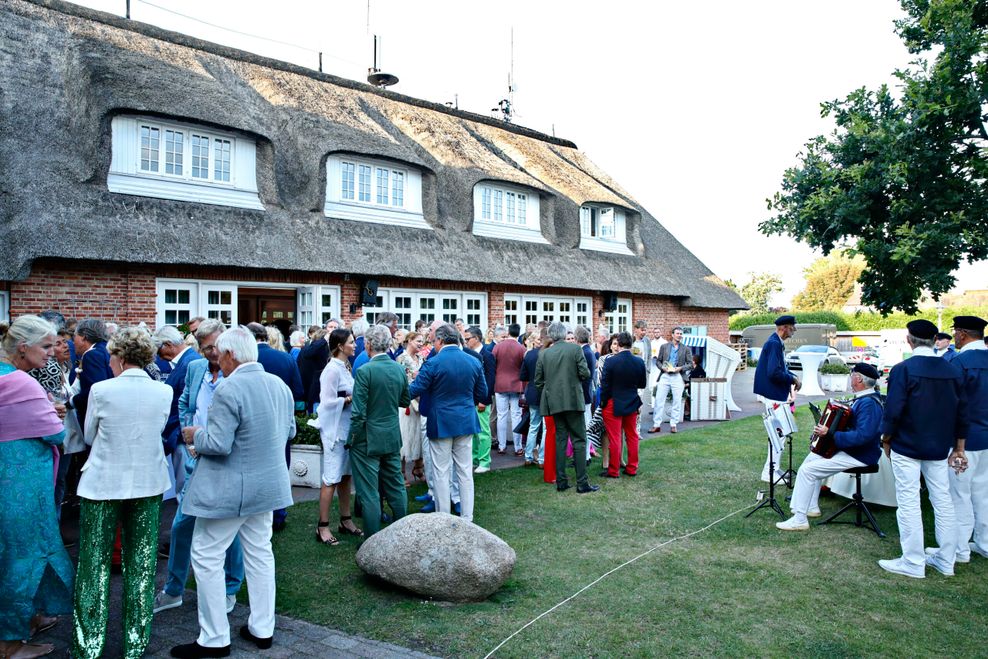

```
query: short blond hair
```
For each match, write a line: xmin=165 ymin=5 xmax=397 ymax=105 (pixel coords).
xmin=108 ymin=326 xmax=157 ymax=368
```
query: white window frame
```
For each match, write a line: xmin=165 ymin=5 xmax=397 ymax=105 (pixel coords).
xmin=472 ymin=182 xmax=547 ymax=244
xmin=605 ymin=297 xmax=633 ymax=334
xmin=325 ymin=155 xmax=428 ymax=230
xmin=361 ymin=288 xmax=487 ymax=331
xmin=156 ymin=279 xmax=341 ymax=329
xmin=682 ymin=325 xmax=708 ymax=336
xmin=0 ymin=291 xmax=9 ymax=323
xmin=108 ymin=115 xmax=263 ymax=210
xmin=503 ymin=294 xmax=592 ymax=329
xmin=580 ymin=204 xmax=633 ymax=255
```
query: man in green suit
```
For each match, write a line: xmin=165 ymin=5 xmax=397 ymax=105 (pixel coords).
xmin=535 ymin=322 xmax=600 ymax=494
xmin=347 ymin=324 xmax=411 ymax=535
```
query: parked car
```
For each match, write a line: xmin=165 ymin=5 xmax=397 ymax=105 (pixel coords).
xmin=843 ymin=348 xmax=880 ymax=367
xmin=785 ymin=345 xmax=845 ymax=371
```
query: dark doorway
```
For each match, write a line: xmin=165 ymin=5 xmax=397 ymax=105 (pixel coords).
xmin=238 ymin=287 xmax=297 ymax=326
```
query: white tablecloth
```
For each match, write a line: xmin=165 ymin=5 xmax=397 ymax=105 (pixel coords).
xmin=824 ymin=451 xmax=898 ymax=507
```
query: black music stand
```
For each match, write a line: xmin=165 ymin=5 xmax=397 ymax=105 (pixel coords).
xmin=747 ymin=414 xmax=786 ymax=520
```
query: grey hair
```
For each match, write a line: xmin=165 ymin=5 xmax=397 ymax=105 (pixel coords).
xmin=289 ymin=330 xmax=307 ymax=347
xmin=194 ymin=318 xmax=226 ymax=342
xmin=376 ymin=312 xmax=398 ymax=326
xmin=634 ymin=319 xmax=648 ymax=329
xmin=75 ymin=318 xmax=108 ymax=344
xmin=38 ymin=310 xmax=66 ymax=330
xmin=365 ymin=325 xmax=392 ymax=353
xmin=434 ymin=323 xmax=460 ymax=345
xmin=216 ymin=326 xmax=258 ymax=363
xmin=858 ymin=374 xmax=877 ymax=389
xmin=351 ymin=318 xmax=369 ymax=337
xmin=324 ymin=317 xmax=342 ymax=329
xmin=574 ymin=325 xmax=591 ymax=344
xmin=153 ymin=325 xmax=185 ymax=348
xmin=547 ymin=321 xmax=567 ymax=343
xmin=2 ymin=314 xmax=56 ymax=356
xmin=907 ymin=333 xmax=935 ymax=349
xmin=494 ymin=326 xmax=508 ymax=338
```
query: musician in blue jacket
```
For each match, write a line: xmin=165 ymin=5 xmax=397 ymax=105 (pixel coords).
xmin=753 ymin=315 xmax=802 ymax=481
xmin=946 ymin=315 xmax=988 ymax=563
xmin=878 ymin=319 xmax=967 ymax=579
xmin=777 ymin=363 xmax=883 ymax=531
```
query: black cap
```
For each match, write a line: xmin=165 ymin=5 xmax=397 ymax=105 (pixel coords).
xmin=774 ymin=315 xmax=796 ymax=326
xmin=934 ymin=332 xmax=952 ymax=342
xmin=952 ymin=315 xmax=987 ymax=333
xmin=906 ymin=319 xmax=938 ymax=340
xmin=852 ymin=363 xmax=881 ymax=380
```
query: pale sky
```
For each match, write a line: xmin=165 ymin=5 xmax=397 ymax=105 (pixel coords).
xmin=71 ymin=0 xmax=988 ymax=305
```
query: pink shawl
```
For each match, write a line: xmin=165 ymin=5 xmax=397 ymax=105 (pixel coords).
xmin=0 ymin=368 xmax=65 ymax=481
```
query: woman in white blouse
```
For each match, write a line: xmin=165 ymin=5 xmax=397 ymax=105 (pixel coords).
xmin=312 ymin=329 xmax=362 ymax=544
xmin=397 ymin=331 xmax=425 ymax=485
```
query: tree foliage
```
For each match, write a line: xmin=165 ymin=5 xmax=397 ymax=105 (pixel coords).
xmin=738 ymin=272 xmax=783 ymax=313
xmin=792 ymin=251 xmax=867 ymax=310
xmin=762 ymin=0 xmax=988 ymax=314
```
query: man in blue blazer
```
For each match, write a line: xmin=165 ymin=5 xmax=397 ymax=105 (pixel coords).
xmin=600 ymin=332 xmax=647 ymax=478
xmin=464 ymin=326 xmax=496 ymax=473
xmin=71 ymin=318 xmax=114 ymax=429
xmin=155 ymin=319 xmax=244 ymax=616
xmin=409 ymin=324 xmax=487 ymax=523
xmin=155 ymin=325 xmax=202 ymax=495
xmin=879 ymin=319 xmax=967 ymax=579
xmin=247 ymin=323 xmax=304 ymax=532
xmin=753 ymin=315 xmax=802 ymax=482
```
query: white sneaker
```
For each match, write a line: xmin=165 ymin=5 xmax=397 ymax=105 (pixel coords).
xmin=776 ymin=517 xmax=809 ymax=531
xmin=226 ymin=594 xmax=237 ymax=613
xmin=806 ymin=508 xmax=822 ymax=518
xmin=971 ymin=542 xmax=988 ymax=559
xmin=474 ymin=466 xmax=490 ymax=474
xmin=925 ymin=554 xmax=954 ymax=577
xmin=927 ymin=546 xmax=968 ymax=564
xmin=878 ymin=558 xmax=925 ymax=579
xmin=153 ymin=590 xmax=182 ymax=614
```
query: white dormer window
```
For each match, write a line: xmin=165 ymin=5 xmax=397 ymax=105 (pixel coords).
xmin=473 ymin=182 xmax=547 ymax=244
xmin=109 ymin=116 xmax=263 ymax=210
xmin=325 ymin=155 xmax=426 ymax=229
xmin=580 ymin=204 xmax=633 ymax=255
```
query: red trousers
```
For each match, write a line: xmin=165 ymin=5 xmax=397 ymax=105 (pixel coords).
xmin=543 ymin=416 xmax=556 ymax=484
xmin=602 ymin=400 xmax=639 ymax=476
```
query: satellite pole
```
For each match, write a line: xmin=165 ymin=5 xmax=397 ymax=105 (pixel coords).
xmin=365 ymin=0 xmax=398 ymax=88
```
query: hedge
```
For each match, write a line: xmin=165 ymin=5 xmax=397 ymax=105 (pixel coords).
xmin=729 ymin=306 xmax=988 ymax=332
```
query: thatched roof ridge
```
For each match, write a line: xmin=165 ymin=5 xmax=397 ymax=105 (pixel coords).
xmin=0 ymin=0 xmax=747 ymax=310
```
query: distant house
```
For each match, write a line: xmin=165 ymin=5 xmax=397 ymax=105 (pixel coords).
xmin=0 ymin=0 xmax=746 ymax=339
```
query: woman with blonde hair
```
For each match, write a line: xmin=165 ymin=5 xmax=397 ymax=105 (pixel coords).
xmin=0 ymin=315 xmax=73 ymax=659
xmin=397 ymin=331 xmax=425 ymax=485
xmin=266 ymin=326 xmax=286 ymax=352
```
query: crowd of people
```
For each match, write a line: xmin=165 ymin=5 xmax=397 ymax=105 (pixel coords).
xmin=0 ymin=309 xmax=684 ymax=658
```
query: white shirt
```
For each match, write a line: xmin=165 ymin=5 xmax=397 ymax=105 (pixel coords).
xmin=170 ymin=346 xmax=192 ymax=368
xmin=960 ymin=341 xmax=987 ymax=352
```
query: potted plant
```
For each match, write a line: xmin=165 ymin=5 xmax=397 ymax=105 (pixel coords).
xmin=819 ymin=362 xmax=851 ymax=392
xmin=290 ymin=413 xmax=323 ymax=488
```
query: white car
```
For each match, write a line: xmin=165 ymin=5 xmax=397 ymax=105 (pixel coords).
xmin=785 ymin=345 xmax=845 ymax=371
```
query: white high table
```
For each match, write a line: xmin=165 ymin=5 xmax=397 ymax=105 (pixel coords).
xmin=796 ymin=352 xmax=826 ymax=397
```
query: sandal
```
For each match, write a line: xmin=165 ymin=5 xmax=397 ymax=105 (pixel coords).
xmin=315 ymin=521 xmax=339 ymax=546
xmin=337 ymin=516 xmax=365 ymax=537
xmin=0 ymin=641 xmax=54 ymax=659
xmin=29 ymin=615 xmax=58 ymax=638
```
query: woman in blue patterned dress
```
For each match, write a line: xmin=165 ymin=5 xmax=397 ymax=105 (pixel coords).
xmin=0 ymin=315 xmax=74 ymax=659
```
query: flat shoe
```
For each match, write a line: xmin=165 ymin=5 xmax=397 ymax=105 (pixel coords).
xmin=649 ymin=427 xmax=661 ymax=433
xmin=29 ymin=615 xmax=58 ymax=638
xmin=2 ymin=642 xmax=54 ymax=659
xmin=170 ymin=641 xmax=231 ymax=658
xmin=239 ymin=625 xmax=274 ymax=650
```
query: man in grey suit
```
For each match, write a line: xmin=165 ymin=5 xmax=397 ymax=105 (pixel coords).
xmin=171 ymin=326 xmax=295 ymax=659
xmin=650 ymin=327 xmax=693 ymax=434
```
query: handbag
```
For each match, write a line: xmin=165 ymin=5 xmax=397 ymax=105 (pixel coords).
xmin=513 ymin=407 xmax=531 ymax=437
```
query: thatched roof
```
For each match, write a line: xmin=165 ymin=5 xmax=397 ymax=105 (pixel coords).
xmin=0 ymin=0 xmax=746 ymax=310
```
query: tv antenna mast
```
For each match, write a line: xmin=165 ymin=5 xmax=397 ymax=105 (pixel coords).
xmin=365 ymin=1 xmax=398 ymax=88
xmin=492 ymin=28 xmax=515 ymax=122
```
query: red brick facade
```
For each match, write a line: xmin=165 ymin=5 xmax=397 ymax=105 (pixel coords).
xmin=3 ymin=258 xmax=729 ymax=342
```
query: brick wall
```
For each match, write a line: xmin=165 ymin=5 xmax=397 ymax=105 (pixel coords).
xmin=2 ymin=258 xmax=728 ymax=340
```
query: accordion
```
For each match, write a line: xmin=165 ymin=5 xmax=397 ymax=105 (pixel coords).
xmin=809 ymin=400 xmax=853 ymax=459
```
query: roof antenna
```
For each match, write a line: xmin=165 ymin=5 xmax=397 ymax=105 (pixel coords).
xmin=491 ymin=28 xmax=515 ymax=122
xmin=365 ymin=1 xmax=398 ymax=88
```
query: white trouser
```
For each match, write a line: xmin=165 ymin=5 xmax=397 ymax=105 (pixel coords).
xmin=949 ymin=449 xmax=988 ymax=560
xmin=760 ymin=399 xmax=788 ymax=483
xmin=422 ymin=416 xmax=459 ymax=503
xmin=890 ymin=450 xmax=957 ymax=570
xmin=789 ymin=451 xmax=866 ymax=521
xmin=495 ymin=392 xmax=522 ymax=450
xmin=192 ymin=512 xmax=275 ymax=648
xmin=653 ymin=373 xmax=685 ymax=427
xmin=430 ymin=435 xmax=475 ymax=522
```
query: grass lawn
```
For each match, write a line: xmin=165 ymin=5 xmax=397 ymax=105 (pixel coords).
xmin=269 ymin=408 xmax=988 ymax=658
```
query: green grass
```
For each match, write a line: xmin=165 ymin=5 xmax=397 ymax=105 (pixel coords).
xmin=269 ymin=408 xmax=988 ymax=658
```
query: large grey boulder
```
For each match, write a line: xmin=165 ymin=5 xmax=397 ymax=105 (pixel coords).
xmin=356 ymin=513 xmax=516 ymax=602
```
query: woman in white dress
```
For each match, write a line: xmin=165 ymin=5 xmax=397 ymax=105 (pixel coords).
xmin=397 ymin=332 xmax=425 ymax=486
xmin=313 ymin=329 xmax=363 ymax=544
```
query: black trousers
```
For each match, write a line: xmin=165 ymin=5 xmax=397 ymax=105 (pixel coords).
xmin=552 ymin=410 xmax=589 ymax=488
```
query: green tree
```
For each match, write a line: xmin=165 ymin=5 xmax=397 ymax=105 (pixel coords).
xmin=762 ymin=0 xmax=988 ymax=314
xmin=792 ymin=251 xmax=867 ymax=310
xmin=739 ymin=272 xmax=783 ymax=313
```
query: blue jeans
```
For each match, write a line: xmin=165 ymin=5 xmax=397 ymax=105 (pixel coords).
xmin=165 ymin=478 xmax=244 ymax=597
xmin=525 ymin=404 xmax=543 ymax=463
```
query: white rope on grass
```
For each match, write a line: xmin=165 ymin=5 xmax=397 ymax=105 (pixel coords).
xmin=483 ymin=503 xmax=753 ymax=659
